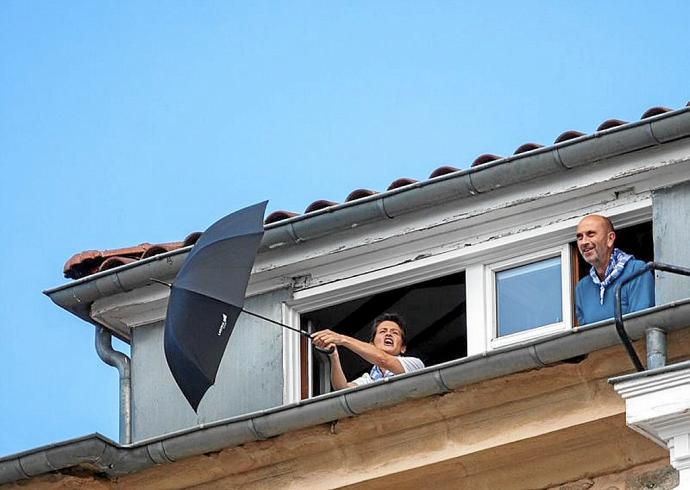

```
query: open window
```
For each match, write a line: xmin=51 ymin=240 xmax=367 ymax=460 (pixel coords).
xmin=301 ymin=272 xmax=467 ymax=396
xmin=571 ymin=220 xmax=654 ymax=325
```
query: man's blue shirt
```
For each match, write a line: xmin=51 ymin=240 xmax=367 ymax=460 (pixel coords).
xmin=575 ymin=259 xmax=655 ymax=325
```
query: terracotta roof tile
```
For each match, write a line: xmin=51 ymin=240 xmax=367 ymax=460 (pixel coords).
xmin=64 ymin=245 xmax=153 ymax=279
xmin=99 ymin=256 xmax=138 ymax=272
xmin=63 ymin=250 xmax=103 ymax=277
xmin=304 ymin=200 xmax=338 ymax=213
xmin=428 ymin=165 xmax=459 ymax=178
xmin=182 ymin=232 xmax=202 ymax=247
xmin=62 ymin=102 xmax=687 ymax=280
xmin=387 ymin=178 xmax=418 ymax=190
xmin=641 ymin=106 xmax=671 ymax=119
xmin=513 ymin=143 xmax=544 ymax=155
xmin=264 ymin=211 xmax=298 ymax=224
xmin=597 ymin=119 xmax=627 ymax=131
xmin=471 ymin=154 xmax=502 ymax=167
xmin=554 ymin=130 xmax=586 ymax=144
xmin=140 ymin=242 xmax=183 ymax=259
xmin=345 ymin=189 xmax=377 ymax=202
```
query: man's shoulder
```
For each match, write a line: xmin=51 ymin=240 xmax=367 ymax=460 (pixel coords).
xmin=625 ymin=258 xmax=648 ymax=270
xmin=622 ymin=258 xmax=650 ymax=278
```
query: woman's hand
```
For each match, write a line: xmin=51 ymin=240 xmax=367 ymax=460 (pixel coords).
xmin=311 ymin=329 xmax=343 ymax=356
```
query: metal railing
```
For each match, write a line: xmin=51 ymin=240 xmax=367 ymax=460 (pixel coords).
xmin=615 ymin=261 xmax=690 ymax=372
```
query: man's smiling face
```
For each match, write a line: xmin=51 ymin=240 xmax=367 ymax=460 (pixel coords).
xmin=576 ymin=215 xmax=615 ymax=277
xmin=372 ymin=320 xmax=405 ymax=355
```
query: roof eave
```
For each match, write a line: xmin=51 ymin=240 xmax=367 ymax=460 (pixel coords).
xmin=44 ymin=107 xmax=690 ymax=333
xmin=4 ymin=299 xmax=690 ymax=485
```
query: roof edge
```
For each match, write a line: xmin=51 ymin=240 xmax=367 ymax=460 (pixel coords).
xmin=44 ymin=107 xmax=690 ymax=334
xmin=3 ymin=299 xmax=690 ymax=484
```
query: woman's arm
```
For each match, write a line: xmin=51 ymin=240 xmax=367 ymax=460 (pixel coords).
xmin=327 ymin=347 xmax=356 ymax=390
xmin=312 ymin=329 xmax=404 ymax=374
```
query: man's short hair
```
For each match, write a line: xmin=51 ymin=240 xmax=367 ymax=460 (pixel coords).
xmin=369 ymin=313 xmax=408 ymax=345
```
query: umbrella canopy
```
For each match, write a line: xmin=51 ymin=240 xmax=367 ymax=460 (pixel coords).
xmin=163 ymin=201 xmax=267 ymax=411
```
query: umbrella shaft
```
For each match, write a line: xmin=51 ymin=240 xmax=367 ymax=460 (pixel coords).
xmin=241 ymin=308 xmax=310 ymax=338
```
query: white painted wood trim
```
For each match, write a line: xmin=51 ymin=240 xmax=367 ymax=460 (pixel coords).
xmin=612 ymin=364 xmax=690 ymax=484
xmin=281 ymin=303 xmax=301 ymax=404
xmin=465 ymin=264 xmax=487 ymax=356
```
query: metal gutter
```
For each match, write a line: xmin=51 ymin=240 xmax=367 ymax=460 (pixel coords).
xmin=3 ymin=300 xmax=690 ymax=485
xmin=43 ymin=107 xmax=690 ymax=338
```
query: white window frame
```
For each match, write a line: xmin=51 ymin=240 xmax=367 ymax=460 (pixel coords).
xmin=282 ymin=259 xmax=468 ymax=401
xmin=486 ymin=244 xmax=572 ymax=350
xmin=282 ymin=303 xmax=302 ymax=404
xmin=279 ymin=200 xmax=651 ymax=399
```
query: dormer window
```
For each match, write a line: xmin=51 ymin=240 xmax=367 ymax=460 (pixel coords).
xmin=300 ymin=272 xmax=467 ymax=397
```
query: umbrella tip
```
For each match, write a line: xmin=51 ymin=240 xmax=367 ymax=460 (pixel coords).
xmin=150 ymin=278 xmax=172 ymax=288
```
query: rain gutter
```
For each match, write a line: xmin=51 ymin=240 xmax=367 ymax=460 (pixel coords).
xmin=43 ymin=107 xmax=690 ymax=339
xmin=3 ymin=299 xmax=690 ymax=484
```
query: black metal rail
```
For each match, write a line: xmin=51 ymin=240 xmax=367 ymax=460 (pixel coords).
xmin=614 ymin=261 xmax=690 ymax=371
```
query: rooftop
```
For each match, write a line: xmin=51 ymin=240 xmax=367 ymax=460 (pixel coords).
xmin=62 ymin=103 xmax=689 ymax=280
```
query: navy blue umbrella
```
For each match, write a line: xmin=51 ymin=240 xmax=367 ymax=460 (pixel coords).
xmin=162 ymin=201 xmax=268 ymax=411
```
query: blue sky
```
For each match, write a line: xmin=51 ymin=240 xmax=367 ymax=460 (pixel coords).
xmin=1 ymin=1 xmax=688 ymax=457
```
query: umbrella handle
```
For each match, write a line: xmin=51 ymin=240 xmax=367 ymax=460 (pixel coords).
xmin=313 ymin=344 xmax=335 ymax=355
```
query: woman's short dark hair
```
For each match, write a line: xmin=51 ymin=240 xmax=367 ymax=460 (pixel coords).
xmin=369 ymin=313 xmax=408 ymax=345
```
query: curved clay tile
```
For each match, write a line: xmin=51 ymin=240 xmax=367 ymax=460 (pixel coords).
xmin=98 ymin=256 xmax=138 ymax=272
xmin=471 ymin=154 xmax=502 ymax=167
xmin=597 ymin=119 xmax=627 ymax=131
xmin=104 ymin=244 xmax=151 ymax=258
xmin=641 ymin=107 xmax=671 ymax=119
xmin=554 ymin=130 xmax=586 ymax=144
xmin=182 ymin=232 xmax=202 ymax=247
xmin=513 ymin=143 xmax=544 ymax=155
xmin=304 ymin=200 xmax=338 ymax=213
xmin=264 ymin=210 xmax=298 ymax=224
xmin=387 ymin=177 xmax=418 ymax=190
xmin=63 ymin=245 xmax=153 ymax=279
xmin=140 ymin=242 xmax=183 ymax=259
xmin=428 ymin=166 xmax=459 ymax=178
xmin=63 ymin=250 xmax=102 ymax=277
xmin=345 ymin=189 xmax=377 ymax=202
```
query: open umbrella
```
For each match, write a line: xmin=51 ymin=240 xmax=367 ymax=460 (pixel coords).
xmin=162 ymin=201 xmax=268 ymax=411
xmin=161 ymin=201 xmax=332 ymax=411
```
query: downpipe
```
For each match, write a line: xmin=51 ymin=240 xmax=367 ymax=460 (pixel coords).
xmin=95 ymin=326 xmax=132 ymax=445
xmin=646 ymin=327 xmax=667 ymax=370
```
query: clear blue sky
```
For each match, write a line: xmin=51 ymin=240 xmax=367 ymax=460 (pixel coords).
xmin=1 ymin=1 xmax=688 ymax=457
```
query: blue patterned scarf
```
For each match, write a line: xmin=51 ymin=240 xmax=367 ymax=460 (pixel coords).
xmin=369 ymin=365 xmax=391 ymax=381
xmin=589 ymin=248 xmax=632 ymax=304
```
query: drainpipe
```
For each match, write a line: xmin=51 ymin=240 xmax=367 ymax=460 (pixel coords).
xmin=95 ymin=326 xmax=132 ymax=445
xmin=645 ymin=327 xmax=667 ymax=370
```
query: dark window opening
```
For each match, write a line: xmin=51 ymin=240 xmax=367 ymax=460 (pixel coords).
xmin=571 ymin=220 xmax=654 ymax=324
xmin=301 ymin=272 xmax=467 ymax=396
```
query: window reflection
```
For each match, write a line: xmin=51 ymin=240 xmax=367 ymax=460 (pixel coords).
xmin=496 ymin=256 xmax=562 ymax=336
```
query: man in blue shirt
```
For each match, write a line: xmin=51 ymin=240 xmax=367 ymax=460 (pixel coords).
xmin=575 ymin=215 xmax=655 ymax=325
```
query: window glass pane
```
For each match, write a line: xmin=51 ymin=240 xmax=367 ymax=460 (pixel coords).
xmin=496 ymin=256 xmax=562 ymax=336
